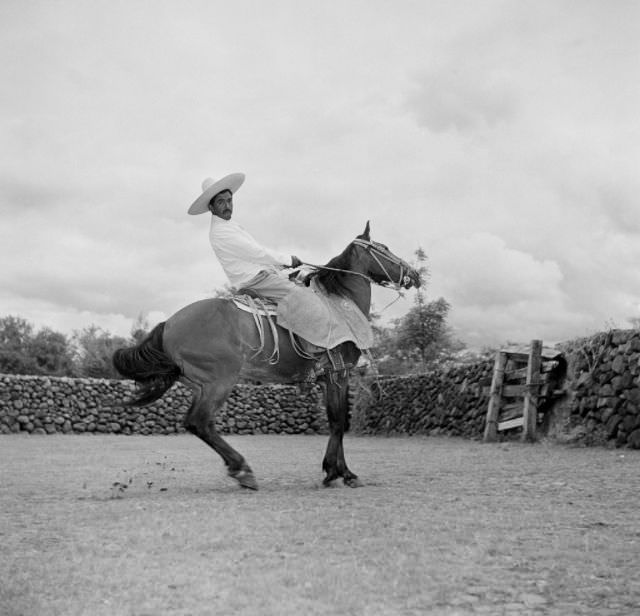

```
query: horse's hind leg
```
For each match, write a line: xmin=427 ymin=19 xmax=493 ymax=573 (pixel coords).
xmin=184 ymin=381 xmax=258 ymax=490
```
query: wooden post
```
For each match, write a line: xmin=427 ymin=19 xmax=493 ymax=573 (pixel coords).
xmin=483 ymin=351 xmax=507 ymax=442
xmin=522 ymin=339 xmax=542 ymax=442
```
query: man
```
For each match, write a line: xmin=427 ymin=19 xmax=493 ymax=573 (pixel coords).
xmin=188 ymin=173 xmax=302 ymax=301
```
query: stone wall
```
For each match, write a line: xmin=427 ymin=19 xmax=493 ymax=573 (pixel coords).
xmin=0 ymin=375 xmax=327 ymax=436
xmin=351 ymin=362 xmax=494 ymax=438
xmin=352 ymin=329 xmax=640 ymax=449
xmin=556 ymin=329 xmax=640 ymax=448
xmin=3 ymin=329 xmax=639 ymax=448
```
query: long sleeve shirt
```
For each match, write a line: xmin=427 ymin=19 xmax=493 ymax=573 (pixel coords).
xmin=209 ymin=216 xmax=292 ymax=287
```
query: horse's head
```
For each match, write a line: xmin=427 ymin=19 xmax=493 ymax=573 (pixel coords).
xmin=352 ymin=221 xmax=422 ymax=290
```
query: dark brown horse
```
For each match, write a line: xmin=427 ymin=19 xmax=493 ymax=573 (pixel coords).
xmin=112 ymin=222 xmax=421 ymax=489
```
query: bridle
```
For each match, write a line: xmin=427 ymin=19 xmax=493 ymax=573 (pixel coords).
xmin=351 ymin=238 xmax=413 ymax=290
xmin=301 ymin=238 xmax=414 ymax=292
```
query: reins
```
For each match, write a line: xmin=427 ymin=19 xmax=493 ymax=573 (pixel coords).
xmin=300 ymin=261 xmax=374 ymax=283
xmin=300 ymin=238 xmax=411 ymax=312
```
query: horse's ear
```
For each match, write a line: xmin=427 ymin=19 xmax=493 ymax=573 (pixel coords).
xmin=360 ymin=220 xmax=370 ymax=240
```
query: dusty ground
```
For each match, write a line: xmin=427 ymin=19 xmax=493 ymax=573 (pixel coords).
xmin=0 ymin=434 xmax=638 ymax=616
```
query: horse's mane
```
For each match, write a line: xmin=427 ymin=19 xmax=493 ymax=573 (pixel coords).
xmin=307 ymin=243 xmax=355 ymax=296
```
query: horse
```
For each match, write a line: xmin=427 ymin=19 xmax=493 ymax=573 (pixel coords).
xmin=112 ymin=222 xmax=421 ymax=490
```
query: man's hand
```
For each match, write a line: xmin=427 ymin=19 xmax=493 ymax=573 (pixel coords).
xmin=291 ymin=255 xmax=303 ymax=268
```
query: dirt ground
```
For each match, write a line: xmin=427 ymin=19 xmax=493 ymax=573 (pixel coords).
xmin=1 ymin=434 xmax=638 ymax=616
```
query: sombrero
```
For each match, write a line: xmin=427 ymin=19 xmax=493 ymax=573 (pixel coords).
xmin=188 ymin=173 xmax=245 ymax=215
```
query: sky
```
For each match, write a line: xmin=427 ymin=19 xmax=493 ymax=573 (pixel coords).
xmin=1 ymin=0 xmax=639 ymax=350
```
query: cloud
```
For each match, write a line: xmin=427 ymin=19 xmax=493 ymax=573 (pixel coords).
xmin=425 ymin=232 xmax=593 ymax=347
xmin=433 ymin=232 xmax=564 ymax=307
xmin=598 ymin=181 xmax=640 ymax=236
xmin=406 ymin=67 xmax=519 ymax=133
xmin=0 ymin=177 xmax=72 ymax=212
xmin=2 ymin=1 xmax=639 ymax=351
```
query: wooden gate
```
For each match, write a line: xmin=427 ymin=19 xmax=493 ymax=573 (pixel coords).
xmin=483 ymin=340 xmax=565 ymax=442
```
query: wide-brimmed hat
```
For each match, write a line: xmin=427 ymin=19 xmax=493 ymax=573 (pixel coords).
xmin=188 ymin=173 xmax=245 ymax=215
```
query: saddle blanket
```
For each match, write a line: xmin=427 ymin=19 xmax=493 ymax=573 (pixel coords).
xmin=277 ymin=279 xmax=373 ymax=350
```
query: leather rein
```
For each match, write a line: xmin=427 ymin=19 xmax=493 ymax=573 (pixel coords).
xmin=302 ymin=238 xmax=412 ymax=291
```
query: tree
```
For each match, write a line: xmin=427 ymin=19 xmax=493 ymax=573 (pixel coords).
xmin=130 ymin=312 xmax=150 ymax=345
xmin=0 ymin=314 xmax=149 ymax=378
xmin=395 ymin=296 xmax=453 ymax=367
xmin=369 ymin=248 xmax=465 ymax=374
xmin=0 ymin=316 xmax=76 ymax=376
xmin=29 ymin=327 xmax=75 ymax=376
xmin=72 ymin=325 xmax=129 ymax=379
xmin=0 ymin=316 xmax=36 ymax=374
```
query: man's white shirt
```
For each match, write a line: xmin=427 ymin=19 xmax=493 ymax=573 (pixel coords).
xmin=209 ymin=216 xmax=291 ymax=287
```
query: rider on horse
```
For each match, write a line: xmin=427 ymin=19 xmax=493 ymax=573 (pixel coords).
xmin=188 ymin=173 xmax=303 ymax=302
xmin=115 ymin=189 xmax=421 ymax=489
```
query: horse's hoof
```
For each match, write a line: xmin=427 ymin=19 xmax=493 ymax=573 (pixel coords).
xmin=323 ymin=472 xmax=339 ymax=487
xmin=240 ymin=477 xmax=258 ymax=490
xmin=230 ymin=469 xmax=259 ymax=490
xmin=238 ymin=472 xmax=258 ymax=490
xmin=343 ymin=476 xmax=363 ymax=488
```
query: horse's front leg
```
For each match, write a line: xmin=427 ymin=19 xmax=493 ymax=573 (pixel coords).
xmin=322 ymin=376 xmax=362 ymax=488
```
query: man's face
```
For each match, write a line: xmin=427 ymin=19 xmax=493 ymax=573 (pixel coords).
xmin=210 ymin=190 xmax=233 ymax=220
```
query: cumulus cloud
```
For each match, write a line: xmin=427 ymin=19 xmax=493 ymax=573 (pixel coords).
xmin=406 ymin=67 xmax=519 ymax=133
xmin=598 ymin=182 xmax=640 ymax=236
xmin=434 ymin=233 xmax=564 ymax=307
xmin=425 ymin=232 xmax=593 ymax=346
xmin=2 ymin=1 xmax=639 ymax=348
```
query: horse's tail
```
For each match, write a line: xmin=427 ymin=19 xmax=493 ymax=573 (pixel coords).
xmin=112 ymin=322 xmax=181 ymax=407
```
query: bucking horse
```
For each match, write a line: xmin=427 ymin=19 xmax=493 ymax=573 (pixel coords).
xmin=112 ymin=222 xmax=421 ymax=489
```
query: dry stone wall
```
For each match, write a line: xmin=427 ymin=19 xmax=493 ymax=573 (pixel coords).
xmin=2 ymin=329 xmax=639 ymax=448
xmin=0 ymin=375 xmax=327 ymax=436
xmin=353 ymin=329 xmax=640 ymax=449
xmin=557 ymin=329 xmax=640 ymax=449
xmin=351 ymin=362 xmax=494 ymax=438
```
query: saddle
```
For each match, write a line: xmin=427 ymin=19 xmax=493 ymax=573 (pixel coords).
xmin=231 ymin=279 xmax=373 ymax=379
